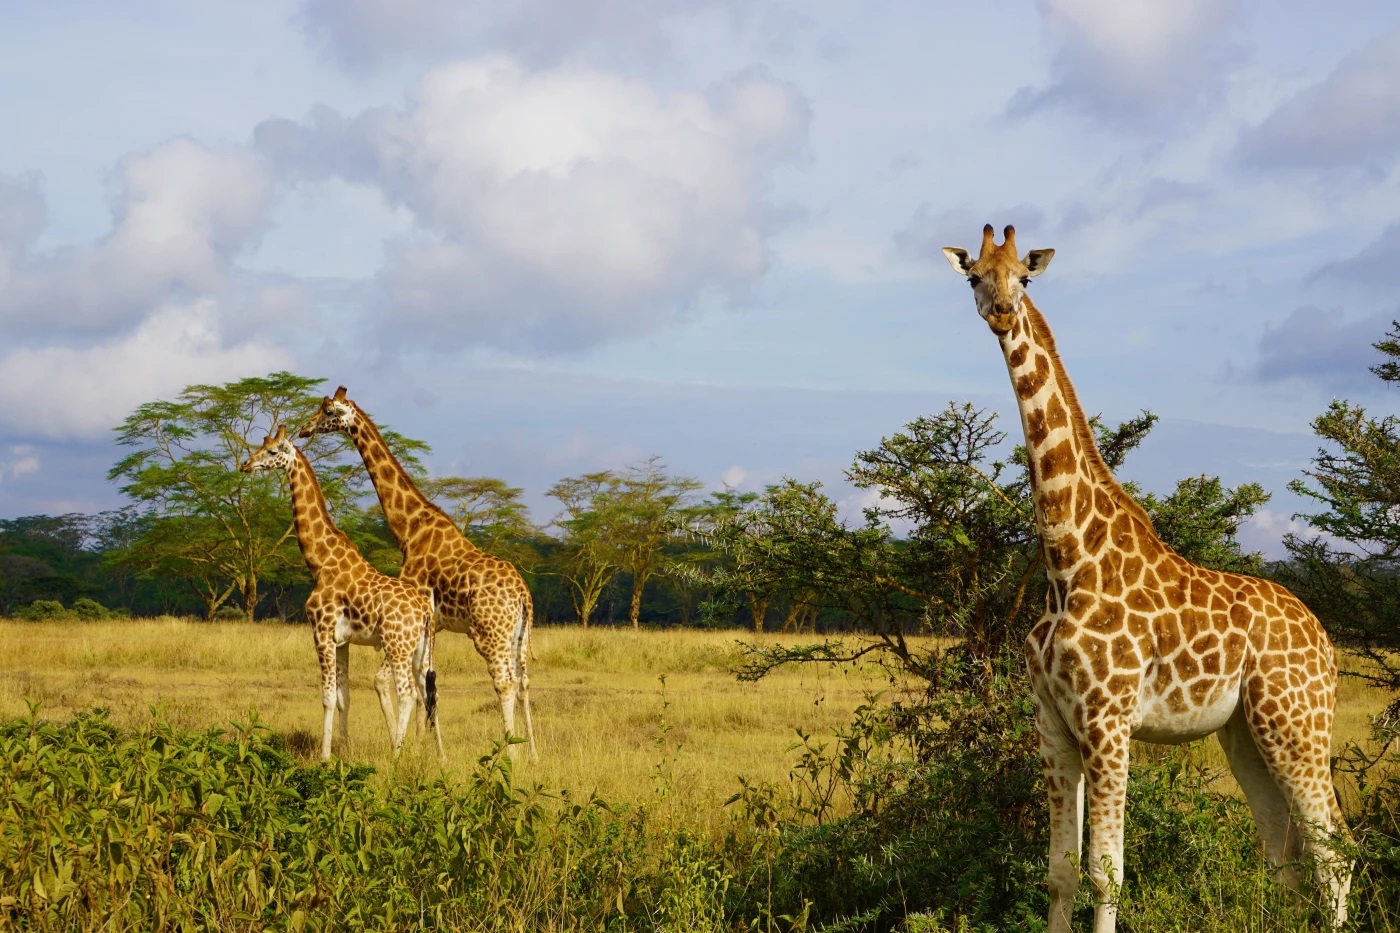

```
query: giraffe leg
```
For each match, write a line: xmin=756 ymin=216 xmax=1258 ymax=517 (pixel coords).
xmin=373 ymin=659 xmax=398 ymax=747
xmin=1036 ymin=705 xmax=1084 ymax=933
xmin=517 ymin=602 xmax=537 ymax=761
xmin=1083 ymin=727 xmax=1130 ymax=933
xmin=1218 ymin=705 xmax=1302 ymax=884
xmin=335 ymin=643 xmax=351 ymax=747
xmin=313 ymin=627 xmax=338 ymax=761
xmin=1241 ymin=674 xmax=1353 ymax=927
xmin=390 ymin=647 xmax=417 ymax=755
xmin=496 ymin=678 xmax=521 ymax=762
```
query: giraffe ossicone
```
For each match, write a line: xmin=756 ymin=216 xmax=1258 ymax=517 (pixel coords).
xmin=300 ymin=386 xmax=538 ymax=761
xmin=943 ymin=225 xmax=1352 ymax=932
xmin=240 ymin=424 xmax=442 ymax=761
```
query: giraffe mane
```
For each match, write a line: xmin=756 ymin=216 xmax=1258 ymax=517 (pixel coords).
xmin=1023 ymin=300 xmax=1156 ymax=533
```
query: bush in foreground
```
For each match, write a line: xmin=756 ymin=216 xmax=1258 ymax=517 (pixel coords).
xmin=0 ymin=707 xmax=724 ymax=933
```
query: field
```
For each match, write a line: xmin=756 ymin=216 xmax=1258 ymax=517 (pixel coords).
xmin=0 ymin=619 xmax=899 ymax=820
xmin=0 ymin=618 xmax=1391 ymax=814
xmin=3 ymin=618 xmax=1397 ymax=931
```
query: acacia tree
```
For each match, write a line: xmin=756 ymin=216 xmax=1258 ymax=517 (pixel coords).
xmin=422 ymin=476 xmax=539 ymax=567
xmin=108 ymin=372 xmax=426 ymax=621
xmin=1281 ymin=321 xmax=1400 ymax=709
xmin=715 ymin=402 xmax=1268 ymax=681
xmin=547 ymin=471 xmax=620 ymax=627
xmin=609 ymin=457 xmax=703 ymax=629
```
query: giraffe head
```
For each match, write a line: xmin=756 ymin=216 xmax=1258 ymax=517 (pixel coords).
xmin=942 ymin=224 xmax=1055 ymax=335
xmin=299 ymin=385 xmax=357 ymax=438
xmin=240 ymin=424 xmax=298 ymax=473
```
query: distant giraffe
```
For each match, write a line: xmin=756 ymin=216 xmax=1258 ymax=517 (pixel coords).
xmin=300 ymin=388 xmax=537 ymax=760
xmin=942 ymin=225 xmax=1352 ymax=931
xmin=240 ymin=425 xmax=442 ymax=761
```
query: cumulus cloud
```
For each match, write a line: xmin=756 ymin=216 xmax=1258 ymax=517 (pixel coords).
xmin=0 ymin=301 xmax=295 ymax=442
xmin=1009 ymin=0 xmax=1244 ymax=132
xmin=1254 ymin=305 xmax=1393 ymax=388
xmin=0 ymin=139 xmax=273 ymax=336
xmin=256 ymin=59 xmax=808 ymax=351
xmin=298 ymin=0 xmax=749 ymax=71
xmin=1237 ymin=32 xmax=1400 ymax=176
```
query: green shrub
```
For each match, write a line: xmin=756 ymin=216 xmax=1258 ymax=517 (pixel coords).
xmin=68 ymin=597 xmax=110 ymax=620
xmin=0 ymin=706 xmax=707 ymax=932
xmin=718 ymin=645 xmax=1377 ymax=932
xmin=13 ymin=599 xmax=66 ymax=621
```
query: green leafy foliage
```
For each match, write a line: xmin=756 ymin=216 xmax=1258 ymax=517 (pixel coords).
xmin=106 ymin=372 xmax=427 ymax=622
xmin=0 ymin=707 xmax=737 ymax=933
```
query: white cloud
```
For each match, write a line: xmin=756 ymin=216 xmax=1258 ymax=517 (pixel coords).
xmin=1236 ymin=507 xmax=1351 ymax=560
xmin=256 ymin=58 xmax=808 ymax=351
xmin=0 ymin=445 xmax=39 ymax=483
xmin=1237 ymin=32 xmax=1400 ymax=175
xmin=0 ymin=138 xmax=273 ymax=335
xmin=1011 ymin=0 xmax=1244 ymax=132
xmin=0 ymin=301 xmax=295 ymax=442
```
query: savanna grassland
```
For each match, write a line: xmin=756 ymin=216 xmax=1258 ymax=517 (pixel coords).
xmin=0 ymin=619 xmax=1389 ymax=811
xmin=0 ymin=620 xmax=899 ymax=815
xmin=3 ymin=619 xmax=1399 ymax=932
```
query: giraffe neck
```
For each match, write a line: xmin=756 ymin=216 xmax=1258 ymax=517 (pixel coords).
xmin=1000 ymin=300 xmax=1155 ymax=580
xmin=286 ymin=448 xmax=357 ymax=577
xmin=344 ymin=404 xmax=463 ymax=552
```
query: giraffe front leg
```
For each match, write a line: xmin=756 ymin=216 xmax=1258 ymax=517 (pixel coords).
xmin=1083 ymin=727 xmax=1131 ymax=933
xmin=1036 ymin=706 xmax=1084 ymax=933
xmin=314 ymin=629 xmax=338 ymax=761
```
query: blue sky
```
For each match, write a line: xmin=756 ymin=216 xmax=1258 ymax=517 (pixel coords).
xmin=2 ymin=0 xmax=1399 ymax=557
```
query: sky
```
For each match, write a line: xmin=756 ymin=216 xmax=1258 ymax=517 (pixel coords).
xmin=2 ymin=0 xmax=1400 ymax=557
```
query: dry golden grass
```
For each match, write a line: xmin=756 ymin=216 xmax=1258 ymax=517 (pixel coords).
xmin=0 ymin=619 xmax=896 ymax=822
xmin=0 ymin=618 xmax=1391 ymax=819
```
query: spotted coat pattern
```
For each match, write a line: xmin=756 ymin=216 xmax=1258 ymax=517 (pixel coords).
xmin=240 ymin=425 xmax=440 ymax=761
xmin=943 ymin=226 xmax=1352 ymax=933
xmin=300 ymin=388 xmax=537 ymax=760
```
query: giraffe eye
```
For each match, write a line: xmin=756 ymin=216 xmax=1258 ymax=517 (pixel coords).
xmin=1020 ymin=277 xmax=1030 ymax=287
xmin=968 ymin=275 xmax=982 ymax=288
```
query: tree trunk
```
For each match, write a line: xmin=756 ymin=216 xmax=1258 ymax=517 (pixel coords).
xmin=628 ymin=574 xmax=645 ymax=629
xmin=749 ymin=594 xmax=769 ymax=633
xmin=243 ymin=574 xmax=257 ymax=623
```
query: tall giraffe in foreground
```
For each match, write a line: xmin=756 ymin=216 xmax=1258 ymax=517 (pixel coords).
xmin=942 ymin=225 xmax=1351 ymax=931
xmin=301 ymin=387 xmax=537 ymax=760
xmin=240 ymin=425 xmax=441 ymax=761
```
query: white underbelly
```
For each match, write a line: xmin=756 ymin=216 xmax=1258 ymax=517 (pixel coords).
xmin=335 ymin=614 xmax=381 ymax=648
xmin=1132 ymin=681 xmax=1240 ymax=744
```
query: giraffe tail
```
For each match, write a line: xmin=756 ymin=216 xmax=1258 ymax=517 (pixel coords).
xmin=421 ymin=588 xmax=438 ymax=724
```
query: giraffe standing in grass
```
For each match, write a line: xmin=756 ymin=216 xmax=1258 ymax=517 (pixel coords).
xmin=300 ymin=388 xmax=538 ymax=760
xmin=240 ymin=425 xmax=442 ymax=761
xmin=941 ymin=225 xmax=1352 ymax=932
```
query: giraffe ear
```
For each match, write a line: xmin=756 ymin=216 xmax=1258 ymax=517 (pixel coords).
xmin=333 ymin=386 xmax=348 ymax=401
xmin=942 ymin=247 xmax=975 ymax=275
xmin=1023 ymin=249 xmax=1055 ymax=278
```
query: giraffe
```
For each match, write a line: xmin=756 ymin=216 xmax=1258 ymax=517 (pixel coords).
xmin=941 ymin=225 xmax=1352 ymax=931
xmin=240 ymin=425 xmax=443 ymax=761
xmin=299 ymin=387 xmax=538 ymax=760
